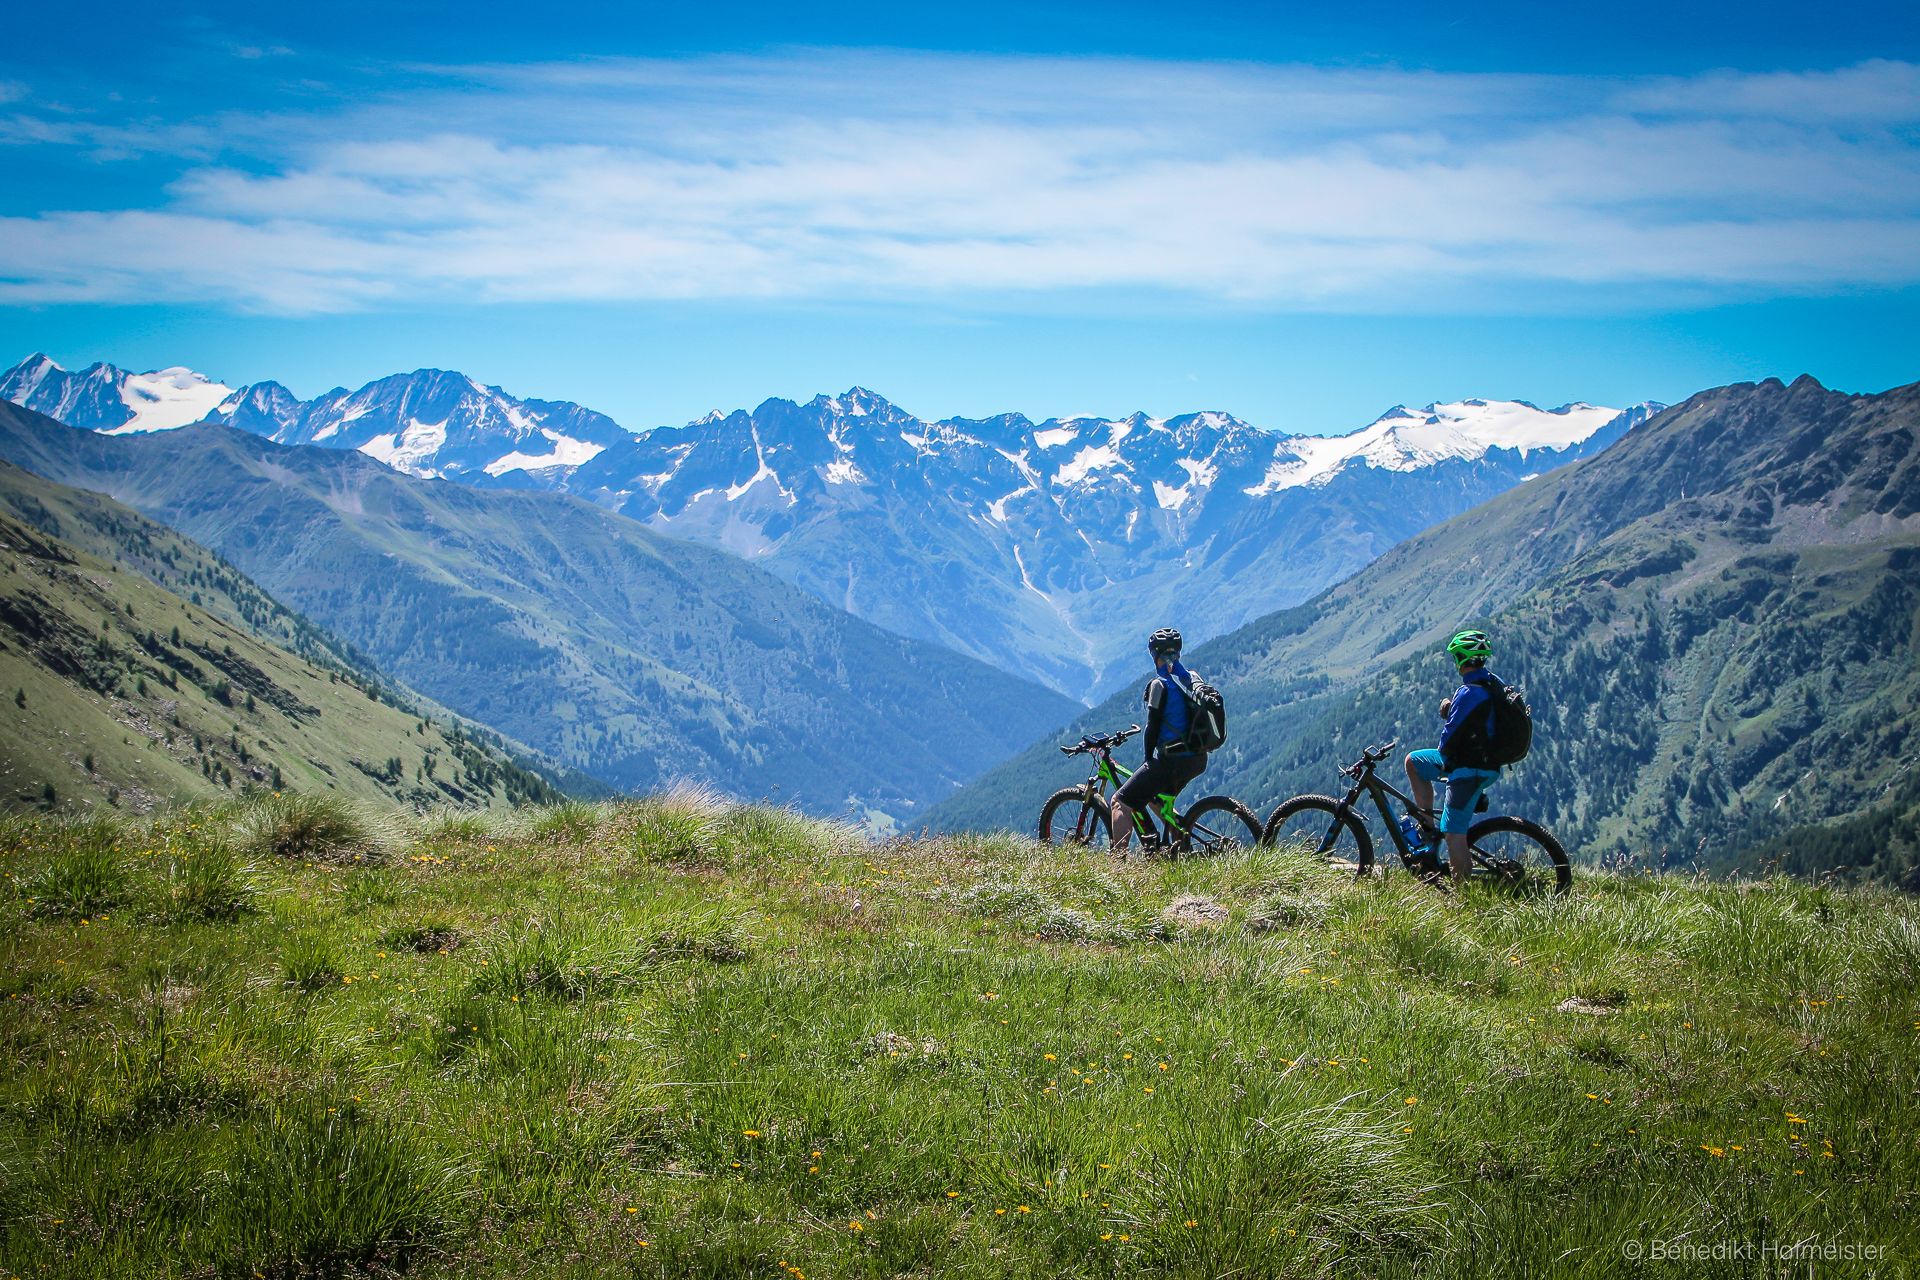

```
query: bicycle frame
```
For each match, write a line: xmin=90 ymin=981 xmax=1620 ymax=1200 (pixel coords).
xmin=1335 ymin=765 xmax=1429 ymax=864
xmin=1068 ymin=745 xmax=1187 ymax=846
xmin=1330 ymin=748 xmax=1514 ymax=877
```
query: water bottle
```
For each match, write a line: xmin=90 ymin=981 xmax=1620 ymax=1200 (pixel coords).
xmin=1398 ymin=815 xmax=1426 ymax=853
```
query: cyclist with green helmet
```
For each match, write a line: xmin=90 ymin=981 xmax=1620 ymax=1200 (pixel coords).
xmin=1404 ymin=629 xmax=1504 ymax=889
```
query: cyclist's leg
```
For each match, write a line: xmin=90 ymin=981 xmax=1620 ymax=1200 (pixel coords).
xmin=1405 ymin=749 xmax=1445 ymax=820
xmin=1113 ymin=757 xmax=1178 ymax=857
xmin=1152 ymin=752 xmax=1198 ymax=832
xmin=1176 ymin=752 xmax=1205 ymax=811
xmin=1157 ymin=753 xmax=1207 ymax=848
xmin=1439 ymin=768 xmax=1499 ymax=886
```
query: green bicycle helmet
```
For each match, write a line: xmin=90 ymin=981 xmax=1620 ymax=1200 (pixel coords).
xmin=1445 ymin=629 xmax=1492 ymax=662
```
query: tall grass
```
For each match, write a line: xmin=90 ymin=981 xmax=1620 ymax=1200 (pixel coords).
xmin=525 ymin=799 xmax=603 ymax=845
xmin=2 ymin=798 xmax=1915 ymax=1279
xmin=18 ymin=816 xmax=126 ymax=918
xmin=280 ymin=934 xmax=344 ymax=992
xmin=607 ymin=784 xmax=728 ymax=866
xmin=158 ymin=829 xmax=254 ymax=922
xmin=235 ymin=791 xmax=397 ymax=864
xmin=413 ymin=805 xmax=506 ymax=845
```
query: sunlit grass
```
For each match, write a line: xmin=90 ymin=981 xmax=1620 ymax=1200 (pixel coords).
xmin=0 ymin=799 xmax=1913 ymax=1278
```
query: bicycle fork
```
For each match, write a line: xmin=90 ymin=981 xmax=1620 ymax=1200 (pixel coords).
xmin=1311 ymin=783 xmax=1369 ymax=857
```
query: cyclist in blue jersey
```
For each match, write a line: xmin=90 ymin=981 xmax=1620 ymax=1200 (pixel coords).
xmin=1404 ymin=629 xmax=1504 ymax=889
xmin=1110 ymin=627 xmax=1208 ymax=856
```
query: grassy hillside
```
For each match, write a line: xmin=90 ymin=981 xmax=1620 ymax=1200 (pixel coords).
xmin=0 ymin=460 xmax=390 ymax=689
xmin=0 ymin=404 xmax=1080 ymax=823
xmin=929 ymin=376 xmax=1920 ymax=877
xmin=1 ymin=797 xmax=1914 ymax=1277
xmin=0 ymin=504 xmax=560 ymax=813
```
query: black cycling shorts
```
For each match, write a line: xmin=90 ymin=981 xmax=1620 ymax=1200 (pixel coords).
xmin=1114 ymin=751 xmax=1207 ymax=812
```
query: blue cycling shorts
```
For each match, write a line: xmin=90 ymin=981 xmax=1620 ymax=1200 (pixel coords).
xmin=1405 ymin=748 xmax=1499 ymax=834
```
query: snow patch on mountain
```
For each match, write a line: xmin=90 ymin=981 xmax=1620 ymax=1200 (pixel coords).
xmin=106 ymin=367 xmax=233 ymax=433
xmin=484 ymin=431 xmax=607 ymax=477
xmin=1057 ymin=444 xmax=1125 ymax=485
xmin=361 ymin=419 xmax=450 ymax=472
xmin=1244 ymin=398 xmax=1634 ymax=495
xmin=1154 ymin=457 xmax=1218 ymax=510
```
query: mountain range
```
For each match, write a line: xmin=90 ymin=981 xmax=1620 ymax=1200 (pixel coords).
xmin=557 ymin=390 xmax=1660 ymax=698
xmin=927 ymin=374 xmax=1920 ymax=883
xmin=0 ymin=355 xmax=630 ymax=481
xmin=2 ymin=354 xmax=1660 ymax=698
xmin=0 ymin=399 xmax=1079 ymax=826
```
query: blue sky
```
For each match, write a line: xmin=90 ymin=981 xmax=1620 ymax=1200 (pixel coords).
xmin=2 ymin=1 xmax=1916 ymax=433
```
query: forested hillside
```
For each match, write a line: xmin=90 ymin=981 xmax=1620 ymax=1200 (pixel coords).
xmin=0 ymin=503 xmax=561 ymax=812
xmin=929 ymin=376 xmax=1920 ymax=882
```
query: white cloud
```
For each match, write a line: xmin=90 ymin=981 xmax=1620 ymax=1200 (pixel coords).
xmin=1 ymin=51 xmax=1915 ymax=313
xmin=1610 ymin=59 xmax=1920 ymax=123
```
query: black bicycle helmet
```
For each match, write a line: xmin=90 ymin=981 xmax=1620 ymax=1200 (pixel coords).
xmin=1148 ymin=627 xmax=1182 ymax=657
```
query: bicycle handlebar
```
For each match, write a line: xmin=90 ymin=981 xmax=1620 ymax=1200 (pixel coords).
xmin=1059 ymin=724 xmax=1143 ymax=755
xmin=1342 ymin=738 xmax=1401 ymax=776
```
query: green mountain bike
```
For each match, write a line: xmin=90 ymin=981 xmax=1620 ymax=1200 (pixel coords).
xmin=1038 ymin=724 xmax=1262 ymax=856
xmin=1261 ymin=738 xmax=1571 ymax=893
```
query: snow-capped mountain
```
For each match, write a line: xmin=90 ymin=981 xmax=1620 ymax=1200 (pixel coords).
xmin=0 ymin=356 xmax=630 ymax=480
xmin=0 ymin=354 xmax=234 ymax=434
xmin=209 ymin=369 xmax=632 ymax=480
xmin=562 ymin=389 xmax=1663 ymax=698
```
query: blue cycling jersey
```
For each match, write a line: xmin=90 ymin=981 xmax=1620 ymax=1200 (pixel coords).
xmin=1144 ymin=660 xmax=1193 ymax=756
xmin=1439 ymin=667 xmax=1502 ymax=770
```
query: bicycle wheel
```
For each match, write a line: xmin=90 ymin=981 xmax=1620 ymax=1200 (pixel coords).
xmin=1261 ymin=795 xmax=1375 ymax=876
xmin=1175 ymin=795 xmax=1262 ymax=857
xmin=1038 ymin=789 xmax=1113 ymax=848
xmin=1460 ymin=815 xmax=1572 ymax=894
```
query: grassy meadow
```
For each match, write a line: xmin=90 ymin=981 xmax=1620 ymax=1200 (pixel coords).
xmin=1 ymin=792 xmax=1915 ymax=1278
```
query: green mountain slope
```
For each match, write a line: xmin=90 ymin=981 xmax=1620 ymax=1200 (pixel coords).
xmin=0 ymin=460 xmax=590 ymax=803
xmin=0 ymin=404 xmax=1081 ymax=823
xmin=0 ymin=501 xmax=563 ymax=813
xmin=928 ymin=375 xmax=1920 ymax=877
xmin=4 ymin=459 xmax=430 ymax=698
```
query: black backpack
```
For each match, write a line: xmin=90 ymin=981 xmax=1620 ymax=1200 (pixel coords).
xmin=1171 ymin=672 xmax=1227 ymax=753
xmin=1482 ymin=678 xmax=1533 ymax=766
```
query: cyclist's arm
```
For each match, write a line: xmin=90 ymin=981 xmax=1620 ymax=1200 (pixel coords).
xmin=1141 ymin=679 xmax=1165 ymax=763
xmin=1438 ymin=683 xmax=1487 ymax=763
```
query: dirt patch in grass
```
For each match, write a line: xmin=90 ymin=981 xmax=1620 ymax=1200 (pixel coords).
xmin=1164 ymin=895 xmax=1230 ymax=927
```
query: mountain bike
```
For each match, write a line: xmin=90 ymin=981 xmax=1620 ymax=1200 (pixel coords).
xmin=1038 ymin=724 xmax=1262 ymax=856
xmin=1261 ymin=739 xmax=1571 ymax=892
